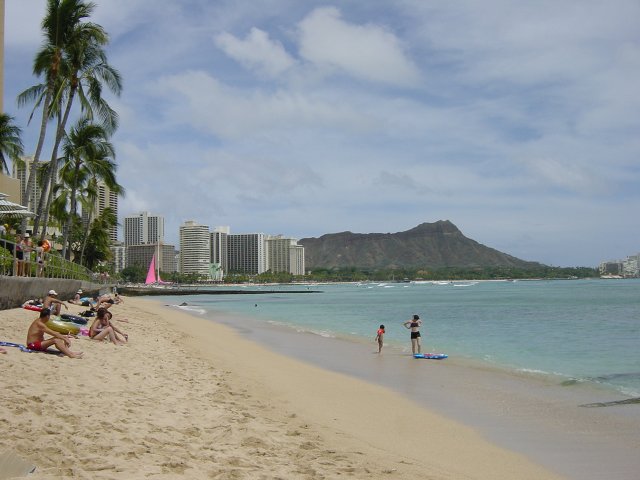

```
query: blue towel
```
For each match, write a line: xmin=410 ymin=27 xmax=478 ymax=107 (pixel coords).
xmin=0 ymin=341 xmax=64 ymax=355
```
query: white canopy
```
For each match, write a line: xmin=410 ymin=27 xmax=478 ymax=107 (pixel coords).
xmin=0 ymin=192 xmax=34 ymax=218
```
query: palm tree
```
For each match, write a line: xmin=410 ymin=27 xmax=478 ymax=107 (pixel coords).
xmin=82 ymin=206 xmax=117 ymax=269
xmin=59 ymin=118 xmax=118 ymax=259
xmin=17 ymin=0 xmax=97 ymax=230
xmin=34 ymin=22 xmax=122 ymax=238
xmin=0 ymin=114 xmax=24 ymax=174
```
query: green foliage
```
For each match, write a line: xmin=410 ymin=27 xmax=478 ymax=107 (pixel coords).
xmin=120 ymin=265 xmax=146 ymax=283
xmin=82 ymin=207 xmax=116 ymax=269
xmin=0 ymin=113 xmax=24 ymax=174
xmin=303 ymin=265 xmax=598 ymax=281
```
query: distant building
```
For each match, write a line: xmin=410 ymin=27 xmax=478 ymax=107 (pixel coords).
xmin=599 ymin=261 xmax=623 ymax=276
xmin=265 ymin=235 xmax=305 ymax=275
xmin=0 ymin=173 xmax=20 ymax=204
xmin=127 ymin=243 xmax=177 ymax=274
xmin=124 ymin=211 xmax=165 ymax=246
xmin=82 ymin=180 xmax=119 ymax=244
xmin=12 ymin=155 xmax=41 ymax=211
xmin=179 ymin=220 xmax=210 ymax=276
xmin=228 ymin=233 xmax=266 ymax=274
xmin=210 ymin=226 xmax=230 ymax=277
xmin=110 ymin=243 xmax=126 ymax=273
xmin=290 ymin=244 xmax=305 ymax=276
xmin=622 ymin=254 xmax=639 ymax=278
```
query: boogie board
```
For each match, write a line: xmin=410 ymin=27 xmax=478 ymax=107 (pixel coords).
xmin=414 ymin=353 xmax=448 ymax=360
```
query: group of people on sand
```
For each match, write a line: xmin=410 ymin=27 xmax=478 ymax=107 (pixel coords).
xmin=375 ymin=314 xmax=424 ymax=354
xmin=18 ymin=289 xmax=129 ymax=358
xmin=68 ymin=289 xmax=124 ymax=309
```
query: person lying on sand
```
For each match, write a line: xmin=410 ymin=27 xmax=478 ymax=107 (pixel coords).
xmin=26 ymin=308 xmax=83 ymax=358
xmin=89 ymin=308 xmax=126 ymax=345
xmin=69 ymin=289 xmax=84 ymax=305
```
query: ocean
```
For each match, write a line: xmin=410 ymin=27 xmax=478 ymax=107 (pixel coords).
xmin=157 ymin=278 xmax=640 ymax=398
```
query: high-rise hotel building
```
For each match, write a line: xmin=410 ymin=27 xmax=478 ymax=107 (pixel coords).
xmin=179 ymin=220 xmax=211 ymax=276
xmin=79 ymin=180 xmax=119 ymax=243
xmin=124 ymin=211 xmax=165 ymax=246
xmin=265 ymin=235 xmax=305 ymax=275
xmin=123 ymin=212 xmax=176 ymax=273
xmin=227 ymin=233 xmax=266 ymax=274
xmin=12 ymin=156 xmax=42 ymax=211
xmin=210 ymin=226 xmax=230 ymax=275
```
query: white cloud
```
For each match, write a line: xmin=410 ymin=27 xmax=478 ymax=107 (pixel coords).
xmin=215 ymin=28 xmax=296 ymax=77
xmin=5 ymin=0 xmax=640 ymax=266
xmin=152 ymin=70 xmax=374 ymax=139
xmin=297 ymin=7 xmax=422 ymax=87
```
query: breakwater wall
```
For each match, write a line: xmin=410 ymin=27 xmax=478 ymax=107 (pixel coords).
xmin=118 ymin=287 xmax=321 ymax=296
xmin=0 ymin=277 xmax=109 ymax=310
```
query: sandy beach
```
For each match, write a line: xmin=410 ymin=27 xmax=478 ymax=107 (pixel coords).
xmin=1 ymin=296 xmax=570 ymax=479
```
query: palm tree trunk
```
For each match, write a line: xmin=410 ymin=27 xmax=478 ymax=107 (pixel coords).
xmin=39 ymin=89 xmax=77 ymax=241
xmin=62 ymin=161 xmax=81 ymax=260
xmin=79 ymin=204 xmax=95 ymax=266
xmin=33 ymin=113 xmax=62 ymax=237
xmin=21 ymin=89 xmax=52 ymax=234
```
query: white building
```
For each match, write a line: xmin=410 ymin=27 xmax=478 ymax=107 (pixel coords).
xmin=110 ymin=243 xmax=126 ymax=273
xmin=228 ymin=233 xmax=266 ymax=274
xmin=179 ymin=220 xmax=210 ymax=277
xmin=124 ymin=211 xmax=165 ymax=246
xmin=82 ymin=180 xmax=119 ymax=243
xmin=210 ymin=226 xmax=230 ymax=278
xmin=12 ymin=155 xmax=41 ymax=211
xmin=622 ymin=254 xmax=639 ymax=277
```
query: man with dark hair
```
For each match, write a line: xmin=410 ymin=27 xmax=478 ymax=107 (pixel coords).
xmin=26 ymin=308 xmax=83 ymax=358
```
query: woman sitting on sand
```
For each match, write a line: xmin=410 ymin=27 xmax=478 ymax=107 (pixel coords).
xmin=89 ymin=308 xmax=127 ymax=345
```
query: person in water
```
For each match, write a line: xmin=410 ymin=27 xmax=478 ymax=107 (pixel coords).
xmin=26 ymin=308 xmax=83 ymax=358
xmin=403 ymin=314 xmax=422 ymax=354
xmin=375 ymin=325 xmax=385 ymax=353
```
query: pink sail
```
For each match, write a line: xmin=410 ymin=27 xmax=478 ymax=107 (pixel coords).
xmin=145 ymin=254 xmax=157 ymax=284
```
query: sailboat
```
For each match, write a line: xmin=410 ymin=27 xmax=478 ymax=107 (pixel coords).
xmin=145 ymin=253 xmax=162 ymax=284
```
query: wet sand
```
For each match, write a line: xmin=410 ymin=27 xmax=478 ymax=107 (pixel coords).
xmin=196 ymin=303 xmax=640 ymax=480
xmin=0 ymin=296 xmax=569 ymax=479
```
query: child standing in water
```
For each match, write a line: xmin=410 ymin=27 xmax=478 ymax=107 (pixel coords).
xmin=375 ymin=324 xmax=385 ymax=353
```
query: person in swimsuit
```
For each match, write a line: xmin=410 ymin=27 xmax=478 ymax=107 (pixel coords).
xmin=403 ymin=314 xmax=423 ymax=354
xmin=36 ymin=240 xmax=46 ymax=277
xmin=14 ymin=234 xmax=24 ymax=276
xmin=26 ymin=308 xmax=83 ymax=358
xmin=89 ymin=308 xmax=126 ymax=345
xmin=43 ymin=290 xmax=68 ymax=316
xmin=375 ymin=325 xmax=385 ymax=353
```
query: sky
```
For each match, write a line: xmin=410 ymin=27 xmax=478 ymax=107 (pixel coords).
xmin=3 ymin=0 xmax=640 ymax=267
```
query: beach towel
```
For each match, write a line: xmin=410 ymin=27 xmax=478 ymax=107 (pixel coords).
xmin=0 ymin=341 xmax=64 ymax=356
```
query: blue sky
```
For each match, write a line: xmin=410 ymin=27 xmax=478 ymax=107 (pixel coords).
xmin=4 ymin=0 xmax=640 ymax=267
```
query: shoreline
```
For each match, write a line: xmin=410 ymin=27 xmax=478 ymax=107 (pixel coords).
xmin=170 ymin=299 xmax=640 ymax=480
xmin=0 ymin=296 xmax=568 ymax=479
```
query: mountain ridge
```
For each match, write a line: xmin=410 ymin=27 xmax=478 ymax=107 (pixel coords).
xmin=299 ymin=220 xmax=542 ymax=270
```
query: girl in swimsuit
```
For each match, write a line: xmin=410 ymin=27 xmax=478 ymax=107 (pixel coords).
xmin=89 ymin=308 xmax=126 ymax=345
xmin=403 ymin=314 xmax=422 ymax=354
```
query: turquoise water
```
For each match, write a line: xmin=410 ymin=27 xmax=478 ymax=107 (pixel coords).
xmin=159 ymin=279 xmax=640 ymax=396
